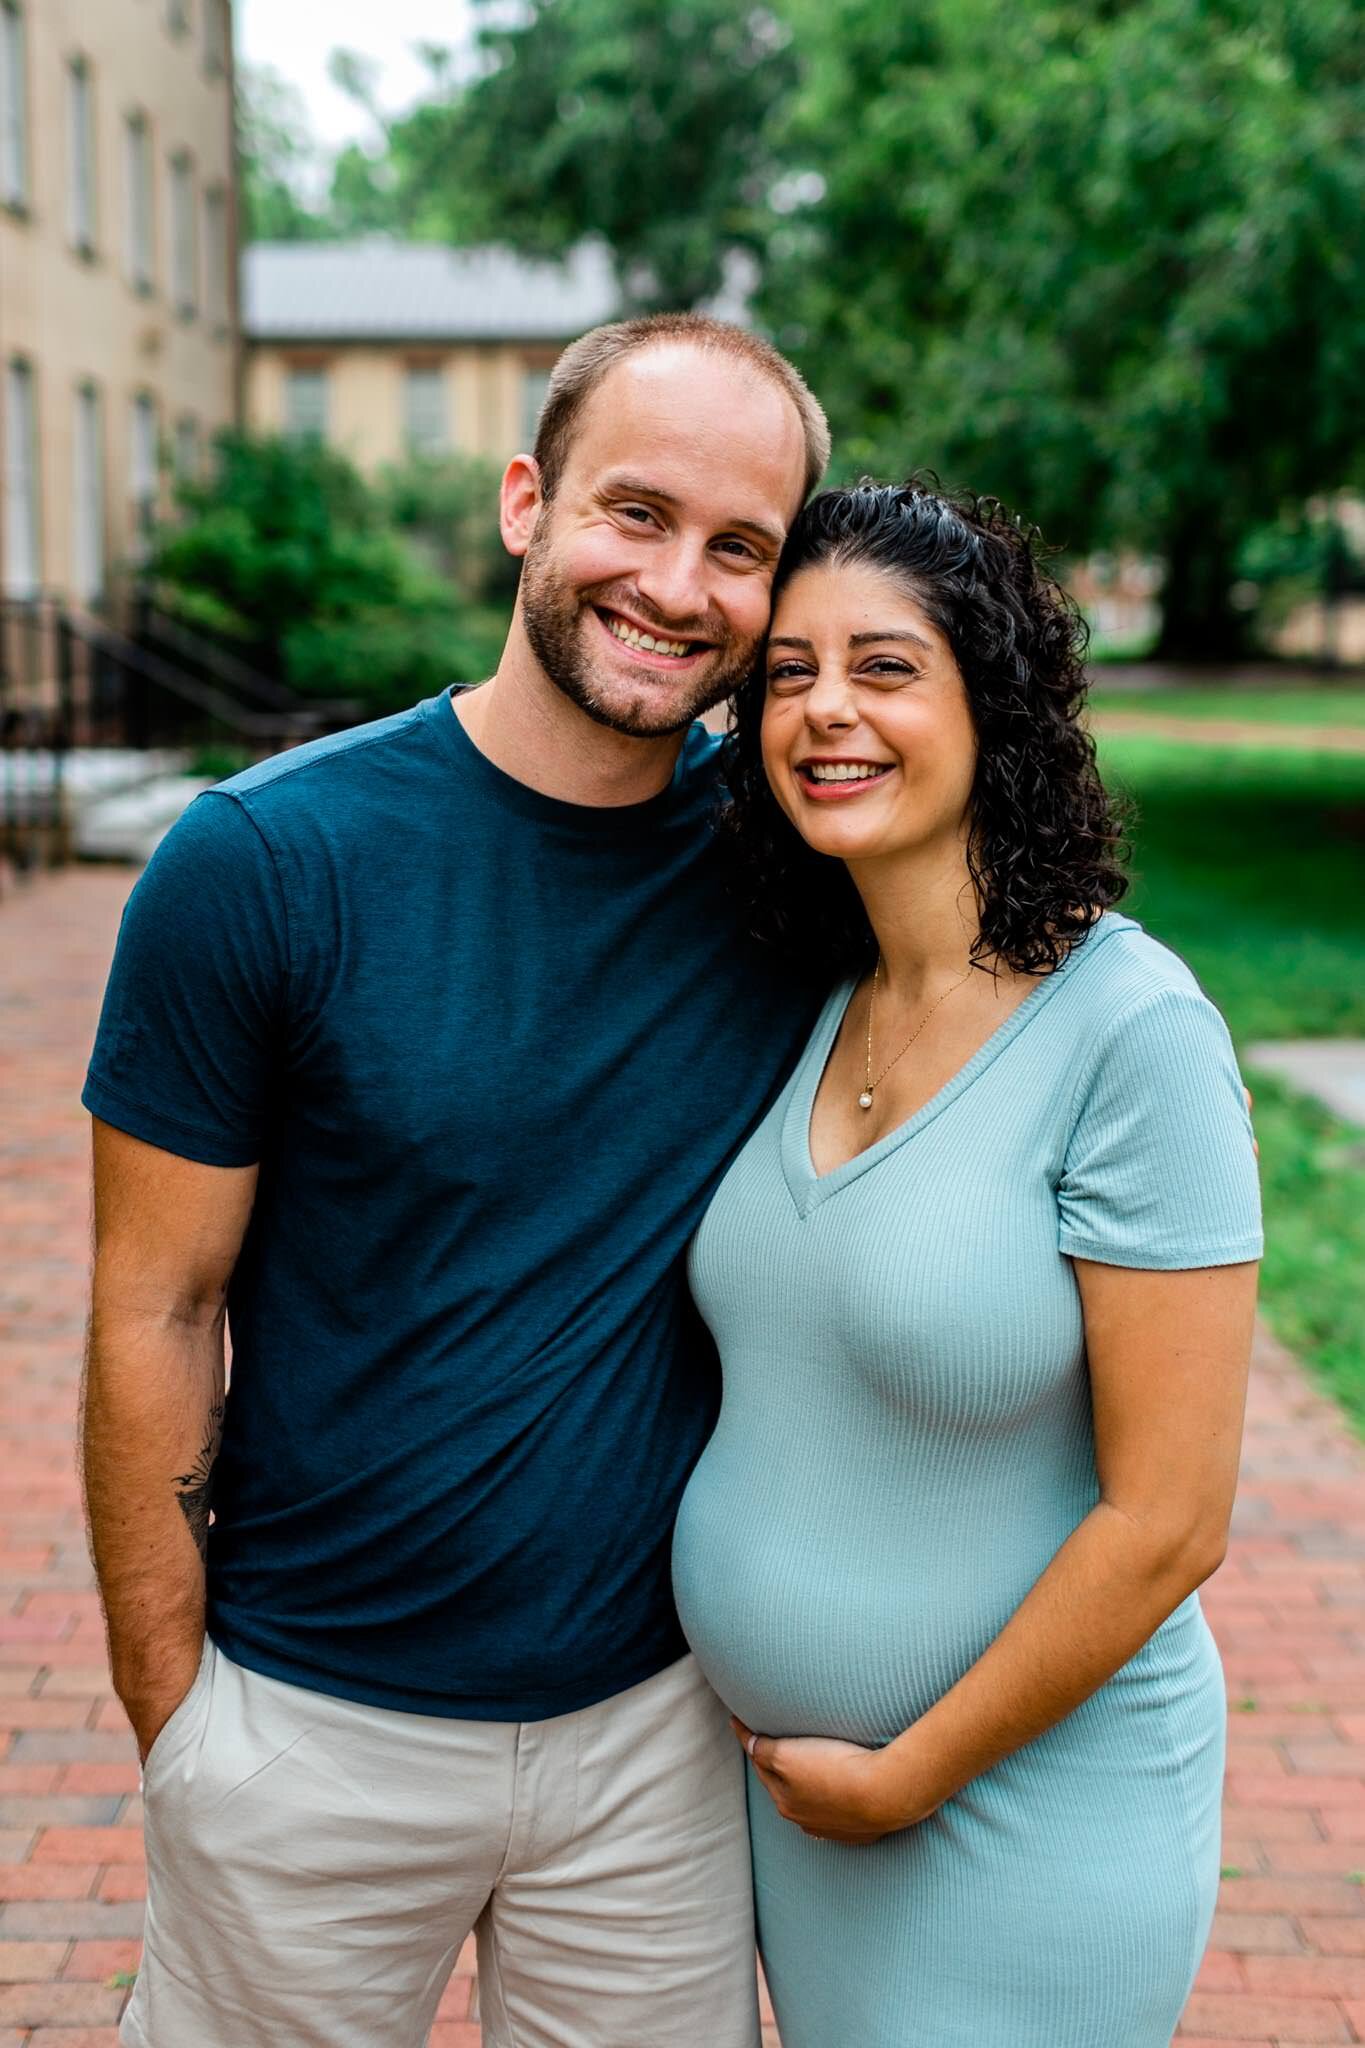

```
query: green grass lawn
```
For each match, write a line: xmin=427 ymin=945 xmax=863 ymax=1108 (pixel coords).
xmin=1097 ymin=736 xmax=1365 ymax=1427
xmin=1092 ymin=687 xmax=1365 ymax=727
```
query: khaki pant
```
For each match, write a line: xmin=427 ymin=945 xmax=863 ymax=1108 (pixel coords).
xmin=122 ymin=1641 xmax=760 ymax=2048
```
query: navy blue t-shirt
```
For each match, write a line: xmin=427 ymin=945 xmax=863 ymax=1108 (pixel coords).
xmin=84 ymin=691 xmax=817 ymax=1720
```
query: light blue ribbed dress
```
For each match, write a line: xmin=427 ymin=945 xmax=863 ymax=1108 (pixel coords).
xmin=673 ymin=915 xmax=1263 ymax=2047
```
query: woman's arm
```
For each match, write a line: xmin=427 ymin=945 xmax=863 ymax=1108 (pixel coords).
xmin=740 ymin=1257 xmax=1258 ymax=1843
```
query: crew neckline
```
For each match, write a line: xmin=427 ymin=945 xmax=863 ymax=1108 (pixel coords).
xmin=421 ymin=686 xmax=708 ymax=835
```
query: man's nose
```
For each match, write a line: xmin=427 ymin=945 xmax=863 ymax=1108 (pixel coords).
xmin=633 ymin=541 xmax=711 ymax=629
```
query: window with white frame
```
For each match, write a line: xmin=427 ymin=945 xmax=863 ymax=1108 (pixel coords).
xmin=169 ymin=150 xmax=196 ymax=315
xmin=2 ymin=357 xmax=40 ymax=597
xmin=284 ymin=367 xmax=328 ymax=440
xmin=125 ymin=111 xmax=154 ymax=292
xmin=203 ymin=184 xmax=228 ymax=329
xmin=0 ymin=2 xmax=28 ymax=211
xmin=173 ymin=414 xmax=200 ymax=483
xmin=67 ymin=55 xmax=96 ymax=254
xmin=130 ymin=392 xmax=158 ymax=550
xmin=72 ymin=382 xmax=105 ymax=604
xmin=403 ymin=366 xmax=449 ymax=455
xmin=521 ymin=368 xmax=552 ymax=449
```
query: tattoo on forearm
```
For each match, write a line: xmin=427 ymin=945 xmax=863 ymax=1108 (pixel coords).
xmin=173 ymin=1401 xmax=224 ymax=1567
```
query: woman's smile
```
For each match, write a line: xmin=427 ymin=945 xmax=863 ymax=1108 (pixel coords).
xmin=795 ymin=757 xmax=898 ymax=800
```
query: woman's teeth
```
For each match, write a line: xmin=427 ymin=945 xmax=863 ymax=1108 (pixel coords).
xmin=605 ymin=616 xmax=691 ymax=658
xmin=805 ymin=763 xmax=888 ymax=783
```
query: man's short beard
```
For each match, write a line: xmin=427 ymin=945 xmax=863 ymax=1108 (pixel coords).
xmin=519 ymin=525 xmax=759 ymax=740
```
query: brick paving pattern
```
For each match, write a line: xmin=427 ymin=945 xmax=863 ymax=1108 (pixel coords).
xmin=1 ymin=864 xmax=1362 ymax=2047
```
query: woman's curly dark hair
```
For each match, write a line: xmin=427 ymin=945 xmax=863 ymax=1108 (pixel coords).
xmin=719 ymin=477 xmax=1128 ymax=978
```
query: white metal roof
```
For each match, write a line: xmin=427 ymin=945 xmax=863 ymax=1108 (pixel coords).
xmin=242 ymin=237 xmax=751 ymax=344
xmin=242 ymin=237 xmax=618 ymax=341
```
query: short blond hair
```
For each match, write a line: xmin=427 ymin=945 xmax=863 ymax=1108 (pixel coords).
xmin=533 ymin=312 xmax=830 ymax=503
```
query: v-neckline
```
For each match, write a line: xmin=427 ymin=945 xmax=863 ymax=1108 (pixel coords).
xmin=780 ymin=916 xmax=1129 ymax=1218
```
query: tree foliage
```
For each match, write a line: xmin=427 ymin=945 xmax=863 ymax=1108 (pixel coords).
xmin=149 ymin=436 xmax=508 ymax=714
xmin=236 ymin=65 xmax=332 ymax=243
xmin=361 ymin=0 xmax=800 ymax=308
xmin=231 ymin=4 xmax=1365 ymax=653
xmin=765 ymin=0 xmax=1365 ymax=654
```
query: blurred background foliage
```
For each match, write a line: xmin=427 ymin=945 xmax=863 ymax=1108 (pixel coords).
xmin=237 ymin=0 xmax=1365 ymax=666
xmin=1102 ymin=734 xmax=1365 ymax=1427
xmin=147 ymin=435 xmax=508 ymax=715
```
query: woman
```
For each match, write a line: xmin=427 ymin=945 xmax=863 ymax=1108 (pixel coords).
xmin=672 ymin=482 xmax=1262 ymax=2046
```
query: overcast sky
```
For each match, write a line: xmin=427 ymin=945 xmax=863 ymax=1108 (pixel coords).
xmin=234 ymin=0 xmax=477 ymax=149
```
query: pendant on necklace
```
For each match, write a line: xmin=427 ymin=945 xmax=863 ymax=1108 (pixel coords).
xmin=858 ymin=1090 xmax=874 ymax=1111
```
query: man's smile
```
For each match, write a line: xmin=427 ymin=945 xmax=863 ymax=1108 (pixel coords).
xmin=593 ymin=605 xmax=713 ymax=669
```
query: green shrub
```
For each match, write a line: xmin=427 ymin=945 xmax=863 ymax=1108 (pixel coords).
xmin=148 ymin=432 xmax=513 ymax=717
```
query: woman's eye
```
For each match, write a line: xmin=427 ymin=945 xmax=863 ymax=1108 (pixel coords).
xmin=766 ymin=664 xmax=811 ymax=689
xmin=863 ymin=659 xmax=915 ymax=679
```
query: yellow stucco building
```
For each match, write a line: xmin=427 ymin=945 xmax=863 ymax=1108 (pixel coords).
xmin=243 ymin=239 xmax=639 ymax=472
xmin=0 ymin=0 xmax=238 ymax=609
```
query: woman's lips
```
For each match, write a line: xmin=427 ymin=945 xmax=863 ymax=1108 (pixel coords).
xmin=795 ymin=762 xmax=896 ymax=800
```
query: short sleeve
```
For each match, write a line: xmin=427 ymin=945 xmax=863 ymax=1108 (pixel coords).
xmin=82 ymin=792 xmax=289 ymax=1167
xmin=1057 ymin=985 xmax=1263 ymax=1270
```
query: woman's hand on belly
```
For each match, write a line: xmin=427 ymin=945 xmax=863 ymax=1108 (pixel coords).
xmin=733 ymin=1716 xmax=939 ymax=1845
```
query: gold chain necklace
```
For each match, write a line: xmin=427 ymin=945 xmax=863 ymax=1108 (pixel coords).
xmin=859 ymin=957 xmax=975 ymax=1111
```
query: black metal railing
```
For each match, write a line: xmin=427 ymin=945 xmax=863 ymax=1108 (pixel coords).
xmin=0 ymin=596 xmax=354 ymax=876
xmin=130 ymin=591 xmax=361 ymax=727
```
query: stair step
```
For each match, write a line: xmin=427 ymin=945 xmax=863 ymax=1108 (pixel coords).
xmin=3 ymin=748 xmax=192 ymax=806
xmin=75 ymin=776 xmax=216 ymax=864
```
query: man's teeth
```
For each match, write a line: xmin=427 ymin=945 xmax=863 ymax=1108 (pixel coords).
xmin=806 ymin=763 xmax=888 ymax=783
xmin=605 ymin=616 xmax=691 ymax=658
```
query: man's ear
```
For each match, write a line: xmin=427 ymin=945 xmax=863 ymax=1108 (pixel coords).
xmin=500 ymin=455 xmax=544 ymax=559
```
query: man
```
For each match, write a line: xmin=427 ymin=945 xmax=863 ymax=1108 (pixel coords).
xmin=82 ymin=313 xmax=830 ymax=2048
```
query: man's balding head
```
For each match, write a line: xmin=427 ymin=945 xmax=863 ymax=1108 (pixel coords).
xmin=532 ymin=313 xmax=830 ymax=508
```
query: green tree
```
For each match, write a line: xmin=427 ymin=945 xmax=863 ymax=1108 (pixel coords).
xmin=370 ymin=0 xmax=800 ymax=308
xmin=766 ymin=0 xmax=1365 ymax=657
xmin=321 ymin=49 xmax=404 ymax=236
xmin=325 ymin=139 xmax=404 ymax=236
xmin=149 ymin=434 xmax=508 ymax=714
xmin=377 ymin=453 xmax=523 ymax=607
xmin=236 ymin=64 xmax=331 ymax=243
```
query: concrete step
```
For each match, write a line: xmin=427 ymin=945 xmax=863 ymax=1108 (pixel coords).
xmin=75 ymin=774 xmax=215 ymax=864
xmin=2 ymin=747 xmax=191 ymax=806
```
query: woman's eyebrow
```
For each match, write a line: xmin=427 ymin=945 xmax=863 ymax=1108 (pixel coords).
xmin=848 ymin=629 xmax=934 ymax=653
xmin=767 ymin=629 xmax=935 ymax=654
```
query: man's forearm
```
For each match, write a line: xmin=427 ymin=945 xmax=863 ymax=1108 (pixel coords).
xmin=81 ymin=1296 xmax=224 ymax=1749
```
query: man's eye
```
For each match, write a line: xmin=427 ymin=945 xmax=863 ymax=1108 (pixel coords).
xmin=715 ymin=538 xmax=758 ymax=560
xmin=619 ymin=505 xmax=656 ymax=524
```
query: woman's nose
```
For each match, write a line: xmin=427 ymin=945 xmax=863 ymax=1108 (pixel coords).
xmin=804 ymin=672 xmax=857 ymax=730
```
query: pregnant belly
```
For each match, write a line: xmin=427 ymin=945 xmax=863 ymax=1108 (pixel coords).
xmin=672 ymin=1458 xmax=995 ymax=1749
xmin=675 ymin=1448 xmax=1226 ymax=1765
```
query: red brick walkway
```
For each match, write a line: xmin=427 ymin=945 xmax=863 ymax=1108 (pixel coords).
xmin=1 ymin=865 xmax=1362 ymax=2047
